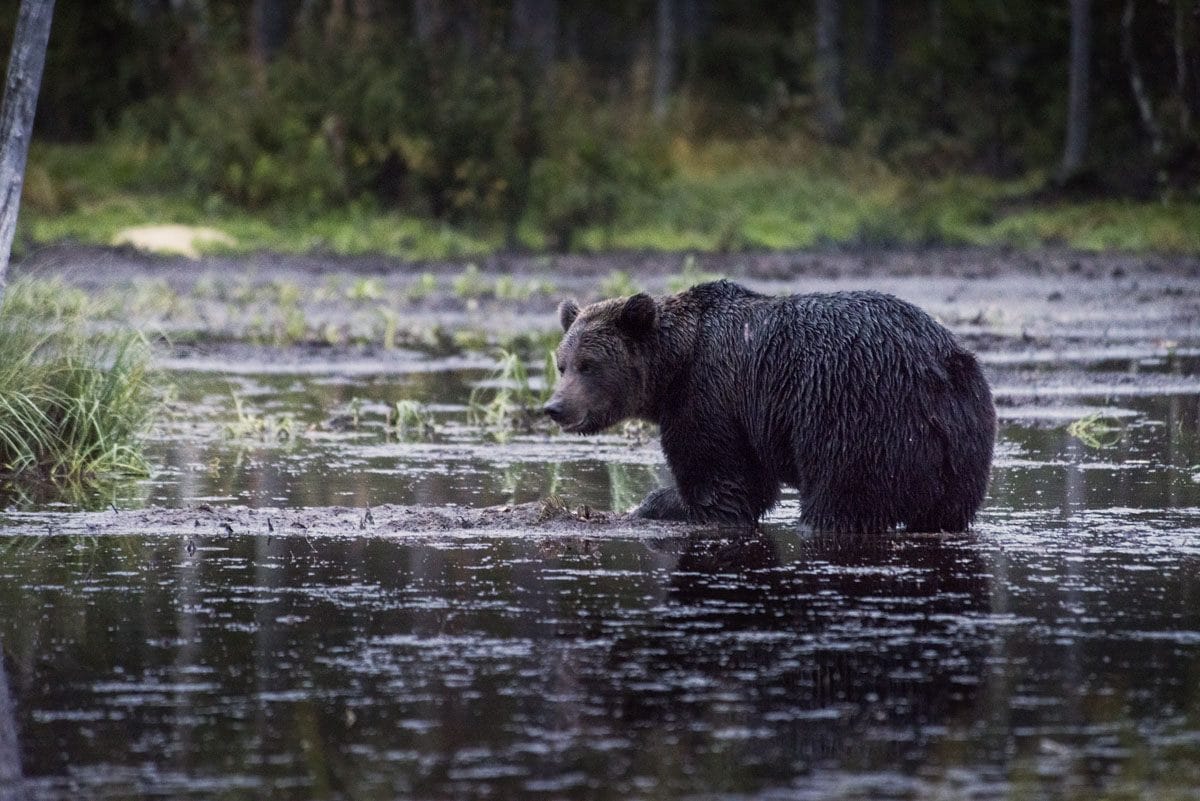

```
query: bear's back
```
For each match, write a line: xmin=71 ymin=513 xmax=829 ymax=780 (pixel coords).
xmin=682 ymin=283 xmax=962 ymax=388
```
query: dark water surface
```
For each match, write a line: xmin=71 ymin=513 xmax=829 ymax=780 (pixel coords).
xmin=1 ymin=358 xmax=1200 ymax=799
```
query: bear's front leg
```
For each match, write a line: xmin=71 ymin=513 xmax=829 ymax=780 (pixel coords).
xmin=656 ymin=425 xmax=777 ymax=525
xmin=633 ymin=487 xmax=689 ymax=520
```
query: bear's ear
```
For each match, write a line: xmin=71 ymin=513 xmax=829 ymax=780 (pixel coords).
xmin=618 ymin=293 xmax=657 ymax=337
xmin=558 ymin=300 xmax=580 ymax=332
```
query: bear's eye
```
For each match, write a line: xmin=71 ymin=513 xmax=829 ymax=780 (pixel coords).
xmin=577 ymin=360 xmax=593 ymax=374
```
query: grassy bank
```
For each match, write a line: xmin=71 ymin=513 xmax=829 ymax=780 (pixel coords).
xmin=19 ymin=137 xmax=1200 ymax=260
xmin=0 ymin=278 xmax=156 ymax=492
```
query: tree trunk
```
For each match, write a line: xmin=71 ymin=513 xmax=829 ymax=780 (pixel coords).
xmin=511 ymin=0 xmax=557 ymax=70
xmin=814 ymin=0 xmax=846 ymax=141
xmin=351 ymin=0 xmax=377 ymax=47
xmin=653 ymin=0 xmax=676 ymax=120
xmin=0 ymin=646 xmax=21 ymax=798
xmin=929 ymin=0 xmax=945 ymax=122
xmin=0 ymin=0 xmax=55 ymax=303
xmin=1059 ymin=0 xmax=1090 ymax=181
xmin=1175 ymin=0 xmax=1192 ymax=134
xmin=1121 ymin=0 xmax=1164 ymax=157
xmin=678 ymin=0 xmax=707 ymax=88
xmin=412 ymin=0 xmax=435 ymax=44
xmin=131 ymin=0 xmax=166 ymax=23
xmin=251 ymin=0 xmax=293 ymax=64
xmin=864 ymin=0 xmax=893 ymax=77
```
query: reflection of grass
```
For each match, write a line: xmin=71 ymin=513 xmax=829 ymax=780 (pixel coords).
xmin=0 ymin=474 xmax=142 ymax=512
xmin=607 ymin=462 xmax=660 ymax=513
xmin=0 ymin=278 xmax=155 ymax=487
xmin=1067 ymin=412 xmax=1125 ymax=449
xmin=377 ymin=307 xmax=401 ymax=350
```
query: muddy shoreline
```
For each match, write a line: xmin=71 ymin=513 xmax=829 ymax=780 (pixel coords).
xmin=2 ymin=500 xmax=689 ymax=539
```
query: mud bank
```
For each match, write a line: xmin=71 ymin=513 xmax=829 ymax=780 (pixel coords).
xmin=2 ymin=500 xmax=689 ymax=540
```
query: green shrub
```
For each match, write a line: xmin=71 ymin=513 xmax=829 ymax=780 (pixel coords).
xmin=107 ymin=21 xmax=670 ymax=250
xmin=528 ymin=87 xmax=671 ymax=251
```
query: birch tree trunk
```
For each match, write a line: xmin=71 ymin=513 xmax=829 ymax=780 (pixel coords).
xmin=0 ymin=0 xmax=55 ymax=304
xmin=1121 ymin=0 xmax=1164 ymax=157
xmin=1059 ymin=0 xmax=1090 ymax=180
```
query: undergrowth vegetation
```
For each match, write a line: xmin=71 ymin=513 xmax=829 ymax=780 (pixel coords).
xmin=0 ymin=279 xmax=156 ymax=491
xmin=22 ymin=135 xmax=1200 ymax=259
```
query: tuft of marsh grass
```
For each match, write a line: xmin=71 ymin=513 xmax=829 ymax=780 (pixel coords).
xmin=0 ymin=278 xmax=155 ymax=486
xmin=377 ymin=307 xmax=402 ymax=350
xmin=453 ymin=329 xmax=490 ymax=352
xmin=452 ymin=264 xmax=489 ymax=299
xmin=224 ymin=394 xmax=298 ymax=441
xmin=666 ymin=254 xmax=722 ymax=293
xmin=468 ymin=349 xmax=557 ymax=438
xmin=345 ymin=277 xmax=384 ymax=302
xmin=600 ymin=269 xmax=640 ymax=298
xmin=494 ymin=275 xmax=557 ymax=301
xmin=1 ymin=276 xmax=96 ymax=320
xmin=405 ymin=272 xmax=438 ymax=302
xmin=386 ymin=399 xmax=436 ymax=440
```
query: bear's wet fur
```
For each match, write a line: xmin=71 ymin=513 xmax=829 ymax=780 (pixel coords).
xmin=545 ymin=280 xmax=996 ymax=533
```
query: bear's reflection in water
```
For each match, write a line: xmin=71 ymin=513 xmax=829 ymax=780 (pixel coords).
xmin=602 ymin=528 xmax=990 ymax=782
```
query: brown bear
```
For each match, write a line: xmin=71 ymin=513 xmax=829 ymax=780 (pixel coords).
xmin=543 ymin=280 xmax=995 ymax=533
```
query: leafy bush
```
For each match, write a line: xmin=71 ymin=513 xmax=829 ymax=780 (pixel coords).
xmin=528 ymin=81 xmax=672 ymax=250
xmin=109 ymin=20 xmax=669 ymax=247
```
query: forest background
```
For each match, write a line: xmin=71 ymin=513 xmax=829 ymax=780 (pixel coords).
xmin=10 ymin=0 xmax=1200 ymax=259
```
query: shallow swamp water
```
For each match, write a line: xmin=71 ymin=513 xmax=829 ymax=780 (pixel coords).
xmin=2 ymin=248 xmax=1200 ymax=800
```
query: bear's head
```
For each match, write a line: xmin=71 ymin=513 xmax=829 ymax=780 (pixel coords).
xmin=543 ymin=293 xmax=658 ymax=434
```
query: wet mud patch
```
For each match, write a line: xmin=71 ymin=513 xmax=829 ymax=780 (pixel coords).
xmin=1 ymin=500 xmax=688 ymax=543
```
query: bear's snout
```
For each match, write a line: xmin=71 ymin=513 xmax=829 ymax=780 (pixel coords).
xmin=542 ymin=398 xmax=567 ymax=423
